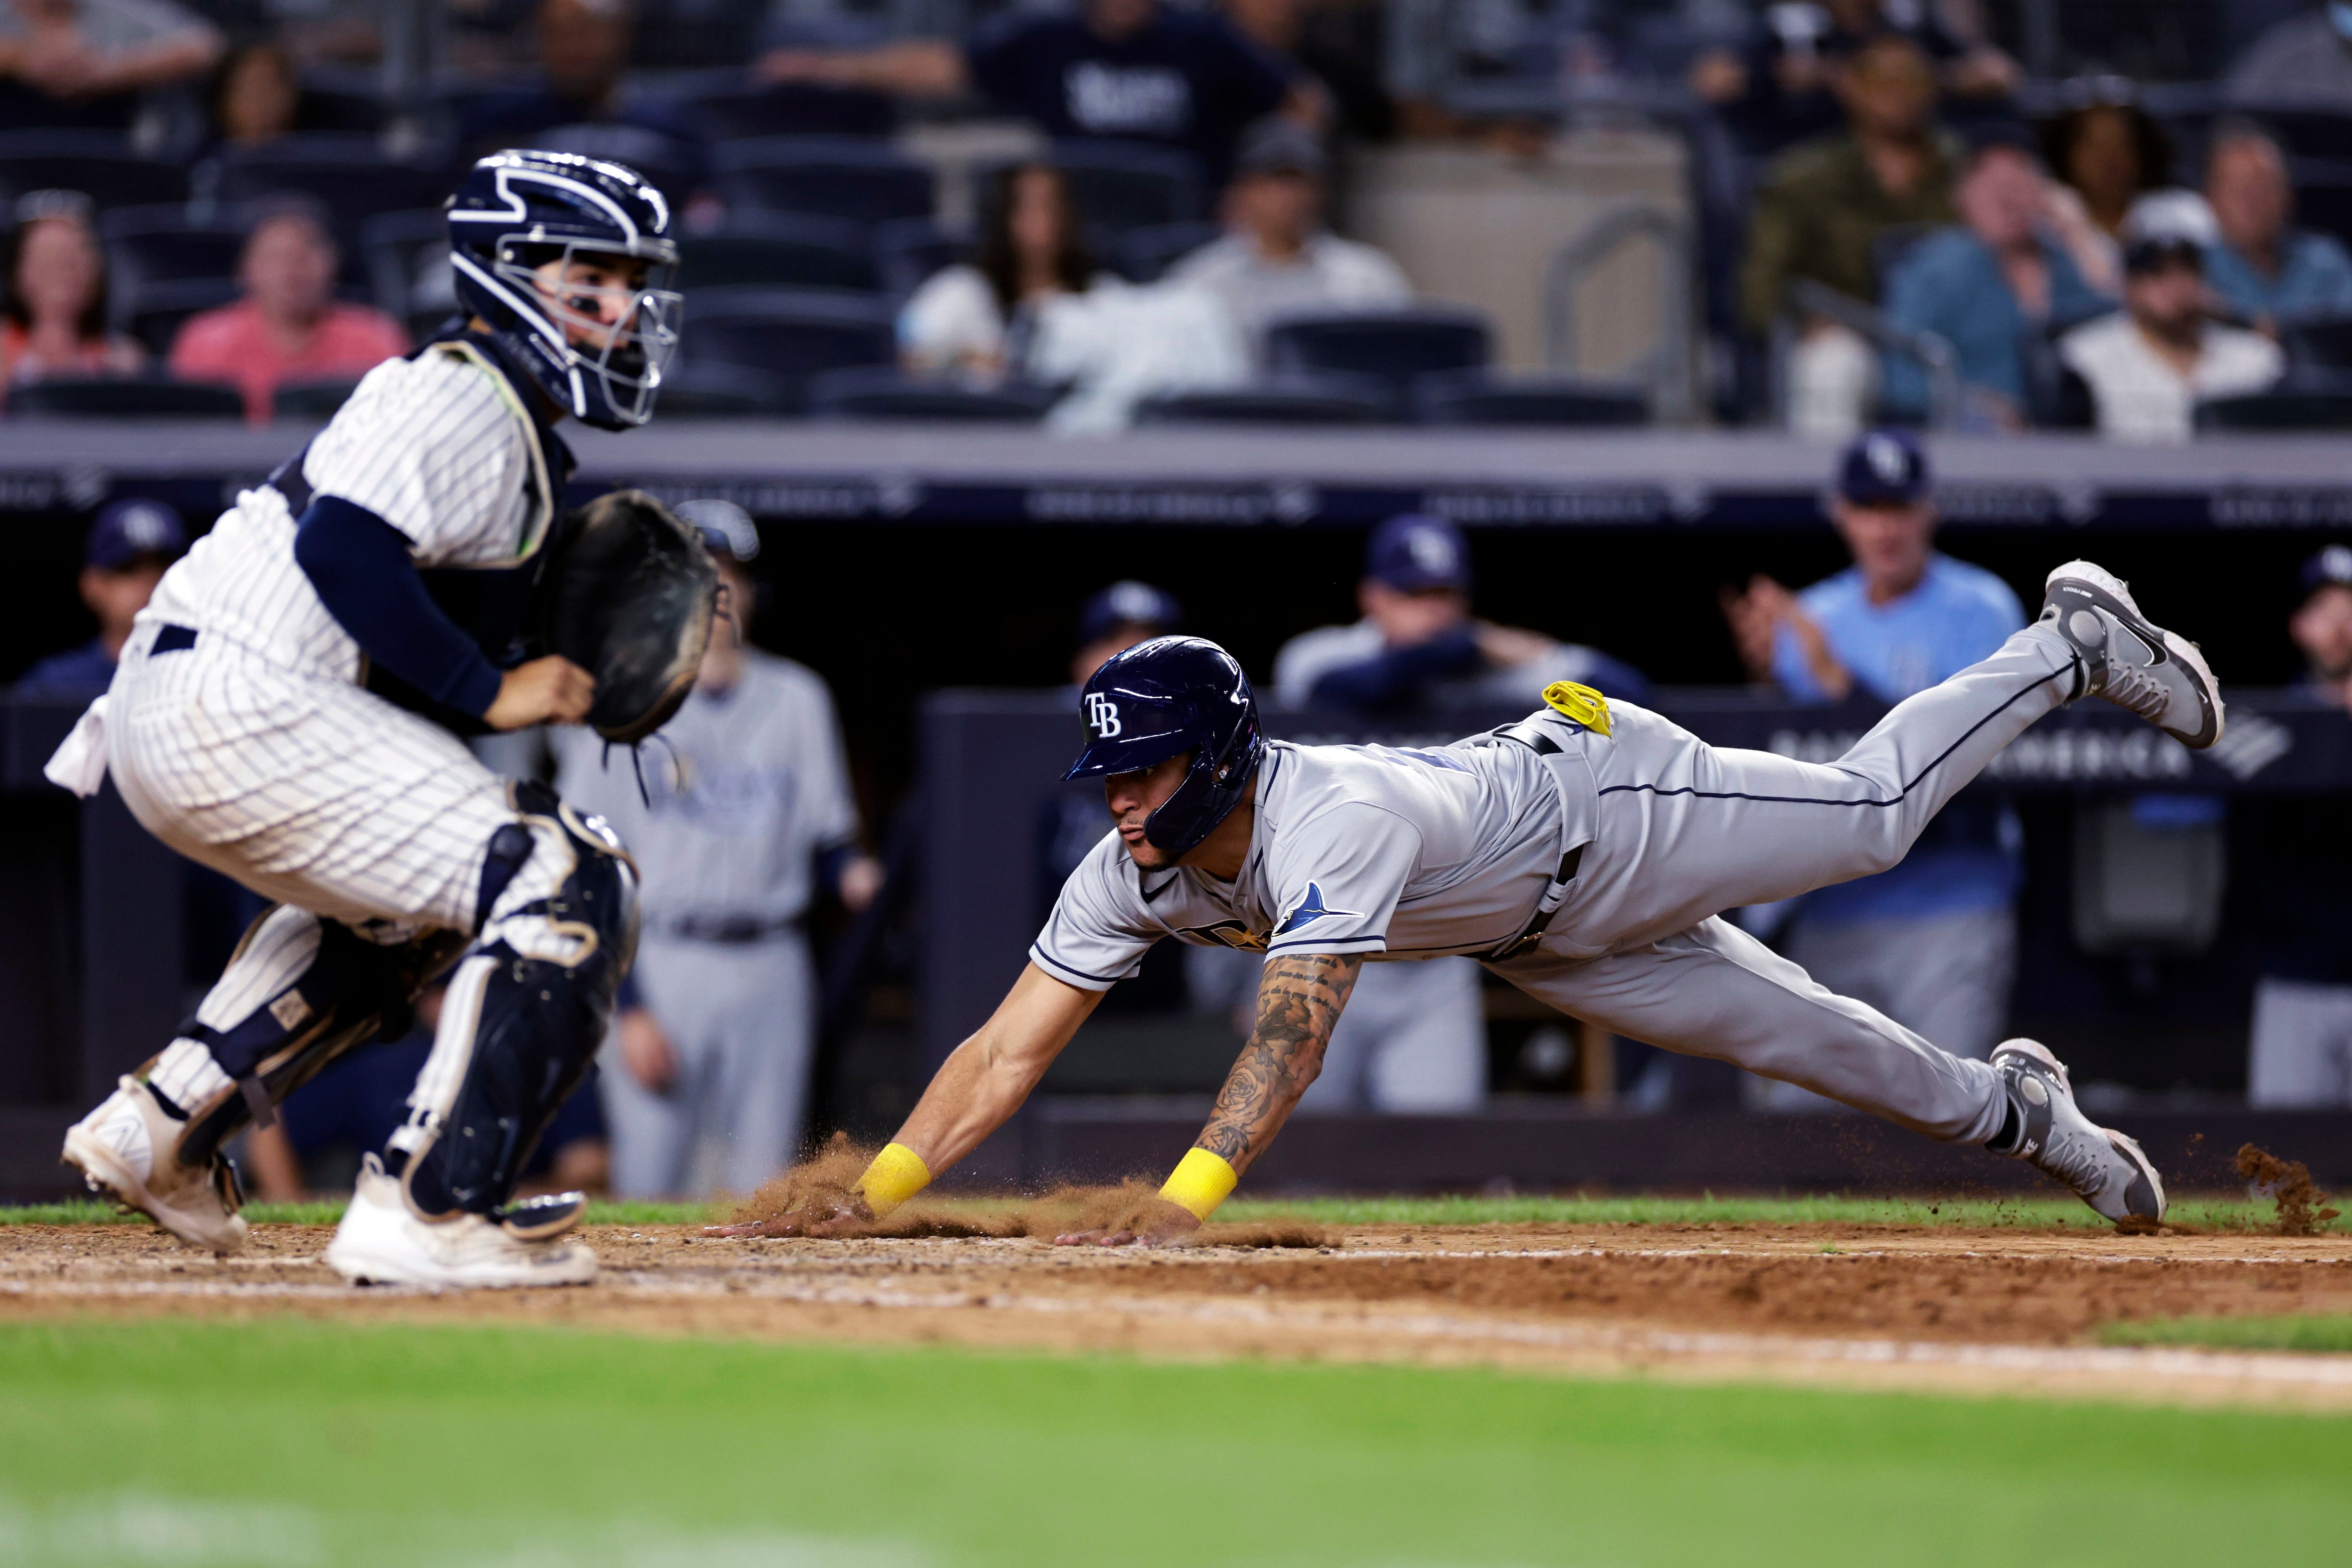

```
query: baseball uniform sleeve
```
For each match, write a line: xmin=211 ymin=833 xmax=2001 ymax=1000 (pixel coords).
xmin=1029 ymin=834 xmax=1162 ymax=990
xmin=797 ymin=670 xmax=861 ymax=854
xmin=1262 ymin=802 xmax=1419 ymax=958
xmin=303 ymin=354 xmax=534 ymax=565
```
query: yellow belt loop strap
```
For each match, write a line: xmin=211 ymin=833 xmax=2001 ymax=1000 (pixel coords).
xmin=1541 ymin=680 xmax=1612 ymax=737
xmin=1159 ymin=1147 xmax=1239 ymax=1221
xmin=855 ymin=1143 xmax=931 ymax=1218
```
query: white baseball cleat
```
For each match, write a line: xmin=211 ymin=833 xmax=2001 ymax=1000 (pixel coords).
xmin=2041 ymin=561 xmax=2224 ymax=749
xmin=324 ymin=1155 xmax=597 ymax=1288
xmin=1988 ymin=1039 xmax=2167 ymax=1224
xmin=60 ymin=1076 xmax=249 ymax=1255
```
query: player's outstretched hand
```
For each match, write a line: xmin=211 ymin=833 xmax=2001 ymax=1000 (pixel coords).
xmin=486 ymin=655 xmax=597 ymax=731
xmin=1054 ymin=1197 xmax=1202 ymax=1249
xmin=702 ymin=1197 xmax=873 ymax=1239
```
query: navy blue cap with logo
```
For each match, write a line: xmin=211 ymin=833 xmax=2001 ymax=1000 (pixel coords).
xmin=1077 ymin=580 xmax=1182 ymax=648
xmin=2301 ymin=544 xmax=2352 ymax=602
xmin=87 ymin=499 xmax=188 ymax=571
xmin=1366 ymin=513 xmax=1471 ymax=593
xmin=1836 ymin=429 xmax=1931 ymax=508
xmin=1065 ymin=635 xmax=1264 ymax=857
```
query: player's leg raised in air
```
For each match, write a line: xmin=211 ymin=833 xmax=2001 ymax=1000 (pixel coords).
xmin=1490 ymin=561 xmax=2221 ymax=1222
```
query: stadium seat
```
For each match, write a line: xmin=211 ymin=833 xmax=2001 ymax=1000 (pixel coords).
xmin=677 ymin=287 xmax=898 ymax=412
xmin=294 ymin=67 xmax=394 ymax=135
xmin=2194 ymin=374 xmax=2352 ymax=432
xmin=0 ymin=131 xmax=187 ymax=211
xmin=9 ymin=377 xmax=244 ymax=418
xmin=2284 ymin=315 xmax=2352 ymax=372
xmin=125 ymin=278 xmax=243 ymax=358
xmin=533 ymin=123 xmax=703 ymax=207
xmin=680 ymin=81 xmax=894 ymax=143
xmin=1133 ymin=373 xmax=1394 ymax=426
xmin=2289 ymin=162 xmax=2352 ymax=251
xmin=2018 ymin=315 xmax=2106 ymax=430
xmin=1114 ymin=221 xmax=1221 ymax=283
xmin=1412 ymin=370 xmax=1649 ymax=427
xmin=807 ymin=366 xmax=1055 ymax=422
xmin=872 ymin=217 xmax=968 ymax=299
xmin=272 ymin=380 xmax=362 ymax=421
xmin=682 ymin=214 xmax=878 ymax=293
xmin=658 ymin=361 xmax=793 ymax=416
xmin=987 ymin=141 xmax=1203 ymax=235
xmin=1264 ymin=308 xmax=1493 ymax=408
xmin=208 ymin=136 xmax=456 ymax=250
xmin=101 ymin=209 xmax=248 ymax=319
xmin=713 ymin=136 xmax=934 ymax=228
xmin=359 ymin=209 xmax=454 ymax=336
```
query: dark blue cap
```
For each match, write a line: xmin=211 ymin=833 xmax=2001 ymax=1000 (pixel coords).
xmin=2302 ymin=544 xmax=2352 ymax=599
xmin=1366 ymin=513 xmax=1470 ymax=593
xmin=87 ymin=499 xmax=186 ymax=571
xmin=1077 ymin=580 xmax=1182 ymax=647
xmin=1836 ymin=429 xmax=1931 ymax=507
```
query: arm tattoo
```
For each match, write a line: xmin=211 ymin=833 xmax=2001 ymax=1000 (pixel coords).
xmin=1195 ymin=953 xmax=1362 ymax=1170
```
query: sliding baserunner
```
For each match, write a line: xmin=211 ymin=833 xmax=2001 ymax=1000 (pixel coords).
xmin=759 ymin=561 xmax=2218 ymax=1243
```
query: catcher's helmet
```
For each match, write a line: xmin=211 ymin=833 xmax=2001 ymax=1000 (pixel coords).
xmin=1065 ymin=636 xmax=1264 ymax=858
xmin=447 ymin=149 xmax=681 ymax=430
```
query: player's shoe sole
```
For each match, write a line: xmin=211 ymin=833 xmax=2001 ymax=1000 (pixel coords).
xmin=1990 ymin=1039 xmax=2167 ymax=1224
xmin=2041 ymin=561 xmax=2224 ymax=749
xmin=324 ymin=1156 xmax=597 ymax=1289
xmin=61 ymin=1078 xmax=248 ymax=1255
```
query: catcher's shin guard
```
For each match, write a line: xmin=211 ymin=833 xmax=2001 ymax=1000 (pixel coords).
xmin=173 ymin=907 xmax=468 ymax=1169
xmin=388 ymin=789 xmax=638 ymax=1225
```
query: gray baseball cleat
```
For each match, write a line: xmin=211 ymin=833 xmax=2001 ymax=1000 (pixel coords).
xmin=2041 ymin=561 xmax=2224 ymax=748
xmin=1987 ymin=1039 xmax=2166 ymax=1224
xmin=61 ymin=1075 xmax=249 ymax=1254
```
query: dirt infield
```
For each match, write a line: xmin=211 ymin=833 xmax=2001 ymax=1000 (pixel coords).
xmin=5 ymin=1217 xmax=2350 ymax=1411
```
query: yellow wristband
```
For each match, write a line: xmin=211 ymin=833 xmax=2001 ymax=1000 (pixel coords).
xmin=1159 ymin=1147 xmax=1238 ymax=1222
xmin=854 ymin=1143 xmax=931 ymax=1218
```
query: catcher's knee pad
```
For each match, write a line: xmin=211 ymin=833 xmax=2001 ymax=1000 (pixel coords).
xmin=175 ymin=907 xmax=467 ymax=1169
xmin=389 ymin=794 xmax=638 ymax=1221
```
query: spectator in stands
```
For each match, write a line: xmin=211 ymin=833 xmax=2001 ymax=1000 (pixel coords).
xmin=15 ymin=497 xmax=185 ymax=695
xmin=1692 ymin=0 xmax=2015 ymax=159
xmin=2059 ymin=214 xmax=2283 ymax=444
xmin=900 ymin=162 xmax=1108 ymax=379
xmin=1220 ymin=0 xmax=1390 ymax=144
xmin=0 ymin=190 xmax=143 ymax=399
xmin=1718 ymin=430 xmax=2023 ymax=1108
xmin=460 ymin=0 xmax=700 ymax=163
xmin=169 ymin=199 xmax=407 ymax=424
xmin=2228 ymin=2 xmax=2352 ymax=104
xmin=0 ymin=0 xmax=222 ymax=130
xmin=208 ymin=39 xmax=298 ymax=151
xmin=2203 ymin=119 xmax=2352 ymax=331
xmin=2038 ymin=86 xmax=2174 ymax=247
xmin=1164 ymin=119 xmax=1408 ymax=350
xmin=1740 ymin=33 xmax=1959 ymax=438
xmin=1274 ymin=512 xmax=1649 ymax=714
xmin=1881 ymin=127 xmax=2110 ymax=429
xmin=2242 ymin=545 xmax=2352 ymax=1108
xmin=758 ymin=0 xmax=1319 ymax=191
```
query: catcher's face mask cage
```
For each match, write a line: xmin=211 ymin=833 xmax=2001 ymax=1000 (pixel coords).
xmin=447 ymin=150 xmax=683 ymax=430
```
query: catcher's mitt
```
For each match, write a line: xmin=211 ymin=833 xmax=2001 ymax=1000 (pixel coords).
xmin=537 ymin=489 xmax=720 ymax=744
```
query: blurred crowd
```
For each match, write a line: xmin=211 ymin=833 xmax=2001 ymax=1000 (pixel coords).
xmin=3 ymin=0 xmax=2352 ymax=429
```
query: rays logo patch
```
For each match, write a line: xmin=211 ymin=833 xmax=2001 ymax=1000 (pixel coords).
xmin=1275 ymin=882 xmax=1363 ymax=936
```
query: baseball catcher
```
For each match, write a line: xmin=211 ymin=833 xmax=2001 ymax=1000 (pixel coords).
xmin=764 ymin=561 xmax=2217 ymax=1243
xmin=51 ymin=149 xmax=712 ymax=1287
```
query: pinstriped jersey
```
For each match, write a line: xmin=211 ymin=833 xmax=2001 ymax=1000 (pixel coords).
xmin=1029 ymin=732 xmax=1568 ymax=990
xmin=139 ymin=343 xmax=555 ymax=685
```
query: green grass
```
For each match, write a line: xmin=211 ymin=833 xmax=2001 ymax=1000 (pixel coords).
xmin=6 ymin=1190 xmax=2340 ymax=1232
xmin=0 ymin=1318 xmax=2347 ymax=1568
xmin=2102 ymin=1315 xmax=2352 ymax=1354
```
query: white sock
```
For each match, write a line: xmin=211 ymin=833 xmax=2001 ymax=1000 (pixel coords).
xmin=147 ymin=1038 xmax=232 ymax=1115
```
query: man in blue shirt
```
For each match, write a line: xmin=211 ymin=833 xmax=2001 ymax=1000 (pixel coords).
xmin=758 ymin=0 xmax=1313 ymax=192
xmin=16 ymin=498 xmax=187 ymax=696
xmin=2202 ymin=119 xmax=2352 ymax=330
xmin=1881 ymin=127 xmax=2111 ymax=427
xmin=1720 ymin=430 xmax=2024 ymax=1107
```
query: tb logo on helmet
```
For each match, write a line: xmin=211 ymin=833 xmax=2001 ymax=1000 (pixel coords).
xmin=1085 ymin=692 xmax=1123 ymax=738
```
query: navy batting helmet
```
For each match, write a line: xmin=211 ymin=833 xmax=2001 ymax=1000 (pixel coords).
xmin=447 ymin=149 xmax=682 ymax=430
xmin=1065 ymin=636 xmax=1264 ymax=858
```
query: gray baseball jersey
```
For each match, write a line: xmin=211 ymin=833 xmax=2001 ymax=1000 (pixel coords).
xmin=1030 ymin=732 xmax=1583 ymax=988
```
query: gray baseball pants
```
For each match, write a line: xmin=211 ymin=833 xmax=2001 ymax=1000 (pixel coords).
xmin=600 ymin=930 xmax=817 ymax=1198
xmin=1490 ymin=622 xmax=2078 ymax=1144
